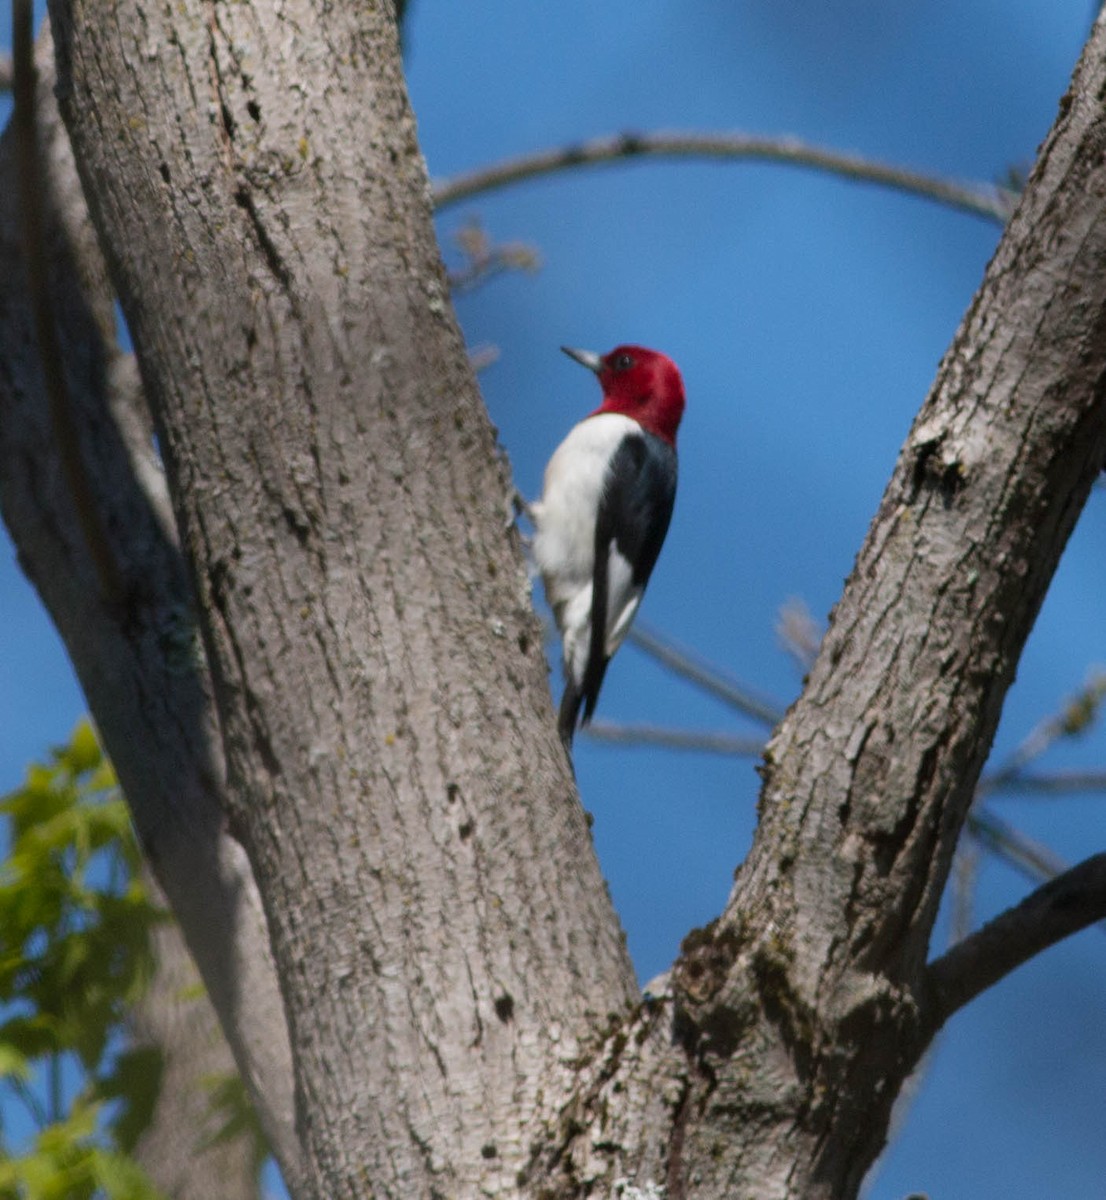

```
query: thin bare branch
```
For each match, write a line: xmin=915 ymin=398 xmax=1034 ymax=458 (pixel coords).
xmin=468 ymin=343 xmax=501 ymax=374
xmin=950 ymin=841 xmax=981 ymax=948
xmin=964 ymin=808 xmax=1106 ymax=945
xmin=922 ymin=852 xmax=1106 ymax=1036
xmin=775 ymin=596 xmax=821 ymax=674
xmin=627 ymin=620 xmax=785 ymax=727
xmin=447 ymin=218 xmax=540 ymax=294
xmin=449 ymin=246 xmax=539 ymax=294
xmin=584 ymin=721 xmax=765 ymax=756
xmin=976 ymin=672 xmax=1106 ymax=797
xmin=432 ymin=131 xmax=1015 ymax=224
xmin=966 ymin=809 xmax=1070 ymax=884
xmin=982 ymin=769 xmax=1106 ymax=796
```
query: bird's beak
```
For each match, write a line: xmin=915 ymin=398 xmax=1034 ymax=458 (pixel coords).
xmin=561 ymin=346 xmax=603 ymax=373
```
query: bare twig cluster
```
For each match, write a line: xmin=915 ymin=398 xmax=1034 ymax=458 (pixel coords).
xmin=447 ymin=218 xmax=541 ymax=294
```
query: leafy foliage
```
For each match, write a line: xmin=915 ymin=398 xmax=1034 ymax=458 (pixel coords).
xmin=0 ymin=722 xmax=165 ymax=1199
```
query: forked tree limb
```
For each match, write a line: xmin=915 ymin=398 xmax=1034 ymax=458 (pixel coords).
xmin=652 ymin=14 xmax=1106 ymax=1195
xmin=6 ymin=5 xmax=1106 ymax=1198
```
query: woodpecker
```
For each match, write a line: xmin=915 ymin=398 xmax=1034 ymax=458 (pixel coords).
xmin=532 ymin=344 xmax=685 ymax=749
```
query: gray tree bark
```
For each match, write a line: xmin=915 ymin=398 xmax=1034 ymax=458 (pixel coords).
xmin=130 ymin=870 xmax=259 ymax=1200
xmin=0 ymin=19 xmax=302 ymax=1188
xmin=41 ymin=1 xmax=633 ymax=1195
xmin=3 ymin=2 xmax=1106 ymax=1199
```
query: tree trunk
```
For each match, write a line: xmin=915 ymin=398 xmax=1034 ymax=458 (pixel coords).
xmin=3 ymin=2 xmax=1106 ymax=1198
xmin=0 ymin=19 xmax=302 ymax=1187
xmin=44 ymin=1 xmax=634 ymax=1196
xmin=130 ymin=870 xmax=259 ymax=1200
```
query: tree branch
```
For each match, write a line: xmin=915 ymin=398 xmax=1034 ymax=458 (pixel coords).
xmin=975 ymin=673 xmax=1106 ymax=797
xmin=966 ymin=809 xmax=1071 ymax=886
xmin=12 ymin=0 xmax=123 ymax=604
xmin=585 ymin=721 xmax=765 ymax=756
xmin=0 ymin=53 xmax=12 ymax=92
xmin=45 ymin=4 xmax=636 ymax=1194
xmin=0 ymin=18 xmax=302 ymax=1189
xmin=922 ymin=852 xmax=1106 ymax=1036
xmin=982 ymin=769 xmax=1106 ymax=796
xmin=627 ymin=620 xmax=785 ymax=726
xmin=659 ymin=16 xmax=1106 ymax=1193
xmin=432 ymin=130 xmax=1015 ymax=224
xmin=130 ymin=868 xmax=259 ymax=1200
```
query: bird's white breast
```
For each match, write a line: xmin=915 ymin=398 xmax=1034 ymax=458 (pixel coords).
xmin=531 ymin=413 xmax=642 ymax=683
xmin=531 ymin=413 xmax=639 ymax=602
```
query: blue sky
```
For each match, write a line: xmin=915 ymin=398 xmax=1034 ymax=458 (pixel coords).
xmin=3 ymin=3 xmax=1106 ymax=1197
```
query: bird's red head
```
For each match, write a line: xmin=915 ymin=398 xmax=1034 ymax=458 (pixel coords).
xmin=563 ymin=344 xmax=686 ymax=447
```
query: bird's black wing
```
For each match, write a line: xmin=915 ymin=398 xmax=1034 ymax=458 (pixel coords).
xmin=561 ymin=430 xmax=677 ymax=743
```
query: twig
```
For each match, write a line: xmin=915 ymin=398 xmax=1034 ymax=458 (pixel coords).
xmin=949 ymin=841 xmax=980 ymax=948
xmin=584 ymin=721 xmax=764 ymax=756
xmin=964 ymin=808 xmax=1106 ymax=945
xmin=467 ymin=343 xmax=501 ymax=374
xmin=449 ymin=246 xmax=539 ymax=294
xmin=976 ymin=673 xmax=1106 ymax=798
xmin=9 ymin=1074 xmax=49 ymax=1130
xmin=921 ymin=852 xmax=1106 ymax=1036
xmin=433 ymin=131 xmax=1015 ymax=225
xmin=627 ymin=620 xmax=785 ymax=727
xmin=12 ymin=4 xmax=125 ymax=605
xmin=775 ymin=596 xmax=821 ymax=674
xmin=447 ymin=219 xmax=541 ymax=294
xmin=966 ymin=809 xmax=1070 ymax=884
xmin=981 ymin=769 xmax=1106 ymax=797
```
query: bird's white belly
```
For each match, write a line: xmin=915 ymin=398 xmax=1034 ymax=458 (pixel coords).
xmin=531 ymin=413 xmax=643 ymax=681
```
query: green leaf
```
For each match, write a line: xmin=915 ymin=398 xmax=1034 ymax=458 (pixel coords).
xmin=87 ymin=1147 xmax=165 ymax=1200
xmin=0 ymin=724 xmax=246 ymax=1197
xmin=0 ymin=1042 xmax=30 ymax=1082
xmin=62 ymin=722 xmax=102 ymax=778
xmin=96 ymin=1045 xmax=164 ymax=1154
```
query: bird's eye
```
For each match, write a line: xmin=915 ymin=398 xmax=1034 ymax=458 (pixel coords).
xmin=612 ymin=353 xmax=634 ymax=371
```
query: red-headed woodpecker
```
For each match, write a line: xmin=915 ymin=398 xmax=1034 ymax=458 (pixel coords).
xmin=532 ymin=344 xmax=686 ymax=749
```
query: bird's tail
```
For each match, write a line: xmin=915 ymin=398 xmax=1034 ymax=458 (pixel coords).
xmin=558 ymin=655 xmax=611 ymax=752
xmin=558 ymin=680 xmax=585 ymax=751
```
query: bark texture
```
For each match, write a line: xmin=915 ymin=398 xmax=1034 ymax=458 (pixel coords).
xmin=44 ymin=2 xmax=635 ymax=1196
xmin=648 ymin=28 xmax=1106 ymax=1198
xmin=0 ymin=21 xmax=301 ymax=1186
xmin=4 ymin=3 xmax=1106 ymax=1199
xmin=130 ymin=870 xmax=258 ymax=1200
xmin=509 ymin=18 xmax=1106 ymax=1200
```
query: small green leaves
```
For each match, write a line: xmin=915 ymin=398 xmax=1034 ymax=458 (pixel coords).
xmin=0 ymin=722 xmax=165 ymax=1200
